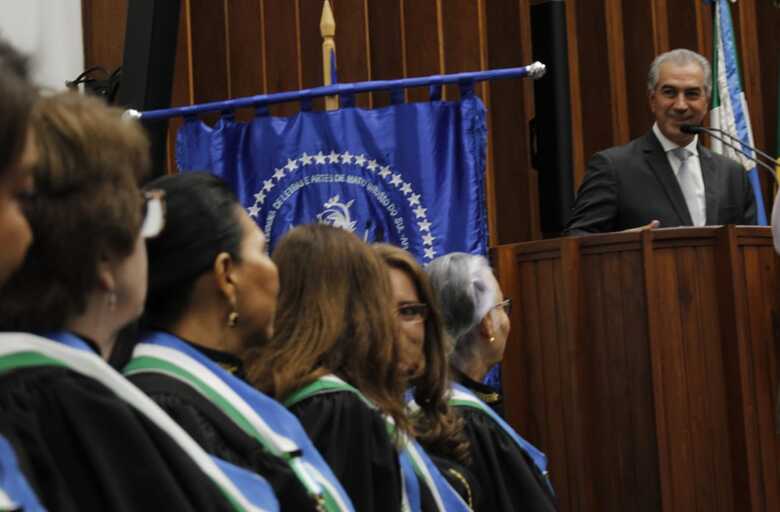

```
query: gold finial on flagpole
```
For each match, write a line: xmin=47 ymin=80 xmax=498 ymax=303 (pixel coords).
xmin=321 ymin=0 xmax=338 ymax=111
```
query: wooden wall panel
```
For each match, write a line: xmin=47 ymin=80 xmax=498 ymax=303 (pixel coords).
xmin=401 ymin=0 xmax=440 ymax=103
xmin=620 ymin=0 xmax=656 ymax=140
xmin=331 ymin=0 xmax=371 ymax=108
xmin=365 ymin=1 xmax=403 ymax=108
xmin=573 ymin=0 xmax=614 ymax=166
xmin=262 ymin=1 xmax=300 ymax=116
xmin=82 ymin=0 xmax=780 ymax=242
xmin=484 ymin=0 xmax=536 ymax=244
xmin=81 ymin=0 xmax=127 ymax=71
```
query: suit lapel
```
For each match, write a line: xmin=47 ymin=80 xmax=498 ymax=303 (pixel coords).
xmin=698 ymin=146 xmax=719 ymax=225
xmin=642 ymin=131 xmax=693 ymax=225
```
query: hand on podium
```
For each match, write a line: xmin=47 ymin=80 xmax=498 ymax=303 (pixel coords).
xmin=621 ymin=219 xmax=660 ymax=233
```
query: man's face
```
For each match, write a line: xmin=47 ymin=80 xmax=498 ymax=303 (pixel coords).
xmin=648 ymin=61 xmax=709 ymax=146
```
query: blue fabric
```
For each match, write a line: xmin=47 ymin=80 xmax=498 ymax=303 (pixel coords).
xmin=42 ymin=331 xmax=94 ymax=353
xmin=211 ymin=457 xmax=278 ymax=511
xmin=397 ymin=451 xmax=421 ymax=512
xmin=176 ymin=94 xmax=488 ymax=263
xmin=482 ymin=364 xmax=502 ymax=391
xmin=717 ymin=0 xmax=767 ymax=225
xmin=0 ymin=436 xmax=44 ymax=511
xmin=138 ymin=331 xmax=355 ymax=511
xmin=452 ymin=382 xmax=555 ymax=496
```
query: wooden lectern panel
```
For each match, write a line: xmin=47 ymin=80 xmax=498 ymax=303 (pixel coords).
xmin=493 ymin=226 xmax=780 ymax=512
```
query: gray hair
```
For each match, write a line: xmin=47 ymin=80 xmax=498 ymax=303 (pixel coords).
xmin=647 ymin=48 xmax=711 ymax=97
xmin=426 ymin=252 xmax=498 ymax=365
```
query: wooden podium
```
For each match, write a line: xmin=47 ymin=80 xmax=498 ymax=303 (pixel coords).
xmin=493 ymin=226 xmax=780 ymax=512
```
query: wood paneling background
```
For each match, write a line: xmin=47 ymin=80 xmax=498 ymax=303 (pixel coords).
xmin=82 ymin=0 xmax=780 ymax=245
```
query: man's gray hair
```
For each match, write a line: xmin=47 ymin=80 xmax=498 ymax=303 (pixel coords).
xmin=647 ymin=48 xmax=711 ymax=97
xmin=426 ymin=252 xmax=498 ymax=364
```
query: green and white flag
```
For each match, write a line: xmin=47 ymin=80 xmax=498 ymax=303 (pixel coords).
xmin=710 ymin=0 xmax=767 ymax=223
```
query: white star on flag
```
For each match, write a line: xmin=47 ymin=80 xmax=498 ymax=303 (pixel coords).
xmin=422 ymin=233 xmax=435 ymax=246
xmin=418 ymin=220 xmax=431 ymax=232
xmin=299 ymin=152 xmax=313 ymax=166
xmin=254 ymin=191 xmax=265 ymax=202
xmin=354 ymin=154 xmax=367 ymax=167
xmin=409 ymin=193 xmax=421 ymax=206
xmin=379 ymin=166 xmax=392 ymax=178
xmin=272 ymin=168 xmax=286 ymax=181
xmin=341 ymin=151 xmax=353 ymax=164
xmin=327 ymin=150 xmax=340 ymax=163
xmin=284 ymin=159 xmax=299 ymax=172
xmin=424 ymin=248 xmax=435 ymax=259
xmin=366 ymin=160 xmax=378 ymax=172
xmin=413 ymin=206 xmax=427 ymax=219
xmin=262 ymin=179 xmax=273 ymax=192
xmin=400 ymin=182 xmax=412 ymax=195
xmin=314 ymin=151 xmax=327 ymax=165
xmin=248 ymin=205 xmax=260 ymax=218
xmin=390 ymin=174 xmax=403 ymax=186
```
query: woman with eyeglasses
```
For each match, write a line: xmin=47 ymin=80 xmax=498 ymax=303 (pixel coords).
xmin=0 ymin=37 xmax=43 ymax=511
xmin=427 ymin=252 xmax=558 ymax=512
xmin=0 ymin=92 xmax=265 ymax=510
xmin=374 ymin=243 xmax=481 ymax=510
xmin=246 ymin=224 xmax=470 ymax=512
xmin=125 ymin=171 xmax=354 ymax=512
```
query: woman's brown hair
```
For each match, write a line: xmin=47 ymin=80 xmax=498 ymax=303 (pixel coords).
xmin=374 ymin=243 xmax=471 ymax=464
xmin=246 ymin=224 xmax=410 ymax=433
xmin=0 ymin=92 xmax=148 ymax=331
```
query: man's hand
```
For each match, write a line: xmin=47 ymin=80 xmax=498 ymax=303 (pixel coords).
xmin=621 ymin=219 xmax=661 ymax=233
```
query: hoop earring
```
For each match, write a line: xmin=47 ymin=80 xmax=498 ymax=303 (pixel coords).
xmin=227 ymin=311 xmax=239 ymax=328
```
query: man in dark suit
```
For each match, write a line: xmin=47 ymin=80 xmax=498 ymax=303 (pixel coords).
xmin=565 ymin=49 xmax=757 ymax=235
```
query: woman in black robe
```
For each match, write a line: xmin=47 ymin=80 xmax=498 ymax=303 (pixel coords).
xmin=247 ymin=225 xmax=470 ymax=511
xmin=245 ymin=225 xmax=407 ymax=512
xmin=0 ymin=91 xmax=255 ymax=511
xmin=374 ymin=243 xmax=481 ymax=509
xmin=428 ymin=252 xmax=559 ymax=512
xmin=128 ymin=171 xmax=353 ymax=511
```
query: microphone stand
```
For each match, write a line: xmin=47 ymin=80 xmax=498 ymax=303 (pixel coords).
xmin=681 ymin=124 xmax=778 ymax=183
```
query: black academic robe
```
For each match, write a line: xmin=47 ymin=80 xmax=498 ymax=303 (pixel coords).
xmin=459 ymin=407 xmax=558 ymax=512
xmin=0 ymin=365 xmax=233 ymax=511
xmin=288 ymin=391 xmax=406 ymax=512
xmin=128 ymin=342 xmax=318 ymax=511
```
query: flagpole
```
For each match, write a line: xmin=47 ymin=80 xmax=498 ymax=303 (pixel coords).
xmin=321 ymin=0 xmax=338 ymax=111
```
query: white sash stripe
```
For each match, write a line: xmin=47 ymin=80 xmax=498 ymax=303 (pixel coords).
xmin=131 ymin=344 xmax=353 ymax=512
xmin=0 ymin=489 xmax=16 ymax=511
xmin=0 ymin=333 xmax=263 ymax=512
xmin=131 ymin=344 xmax=298 ymax=453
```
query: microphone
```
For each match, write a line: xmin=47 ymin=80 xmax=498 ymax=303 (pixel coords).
xmin=681 ymin=124 xmax=777 ymax=165
xmin=680 ymin=124 xmax=778 ymax=180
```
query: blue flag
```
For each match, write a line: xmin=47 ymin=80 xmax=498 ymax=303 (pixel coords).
xmin=176 ymin=89 xmax=488 ymax=263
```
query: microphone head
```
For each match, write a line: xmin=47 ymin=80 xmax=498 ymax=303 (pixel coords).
xmin=680 ymin=124 xmax=703 ymax=134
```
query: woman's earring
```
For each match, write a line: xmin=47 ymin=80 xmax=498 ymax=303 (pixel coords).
xmin=489 ymin=336 xmax=496 ymax=344
xmin=227 ymin=311 xmax=239 ymax=328
xmin=107 ymin=291 xmax=117 ymax=312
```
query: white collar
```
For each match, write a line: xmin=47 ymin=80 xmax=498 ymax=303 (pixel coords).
xmin=653 ymin=122 xmax=699 ymax=156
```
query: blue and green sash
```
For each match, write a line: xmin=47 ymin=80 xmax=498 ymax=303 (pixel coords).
xmin=0 ymin=332 xmax=272 ymax=512
xmin=448 ymin=382 xmax=555 ymax=495
xmin=285 ymin=375 xmax=471 ymax=512
xmin=124 ymin=332 xmax=354 ymax=512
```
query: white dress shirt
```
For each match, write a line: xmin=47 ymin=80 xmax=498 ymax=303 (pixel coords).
xmin=652 ymin=123 xmax=706 ymax=226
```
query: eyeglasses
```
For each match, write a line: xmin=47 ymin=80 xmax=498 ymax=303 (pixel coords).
xmin=494 ymin=298 xmax=512 ymax=315
xmin=396 ymin=303 xmax=429 ymax=324
xmin=140 ymin=189 xmax=166 ymax=239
